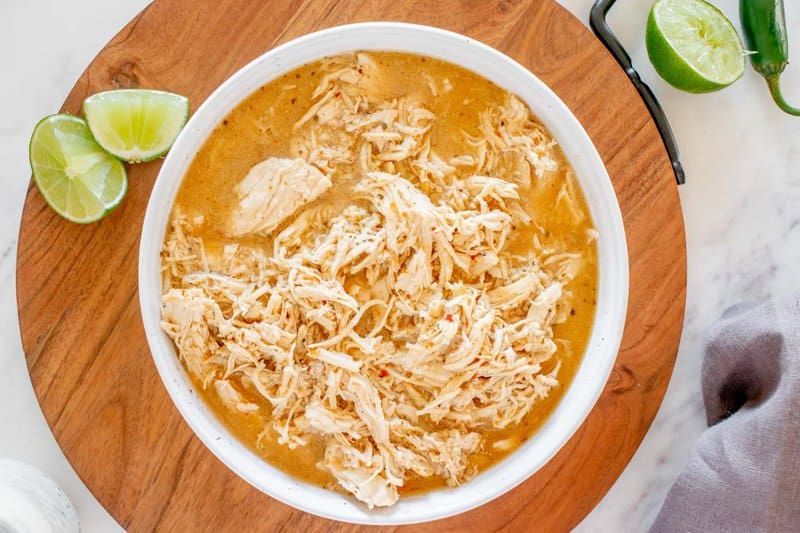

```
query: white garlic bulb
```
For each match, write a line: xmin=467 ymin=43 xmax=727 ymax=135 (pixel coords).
xmin=0 ymin=459 xmax=79 ymax=533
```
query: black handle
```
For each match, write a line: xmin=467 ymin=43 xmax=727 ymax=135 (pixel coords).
xmin=590 ymin=0 xmax=686 ymax=185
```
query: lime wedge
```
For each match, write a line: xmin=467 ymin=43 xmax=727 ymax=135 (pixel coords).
xmin=646 ymin=0 xmax=745 ymax=93
xmin=29 ymin=115 xmax=127 ymax=224
xmin=83 ymin=89 xmax=189 ymax=163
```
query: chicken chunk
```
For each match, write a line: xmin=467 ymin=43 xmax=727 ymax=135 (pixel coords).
xmin=324 ymin=442 xmax=399 ymax=508
xmin=228 ymin=157 xmax=331 ymax=236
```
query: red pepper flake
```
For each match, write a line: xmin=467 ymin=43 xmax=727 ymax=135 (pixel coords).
xmin=358 ymin=68 xmax=364 ymax=74
xmin=445 ymin=313 xmax=454 ymax=322
xmin=334 ymin=91 xmax=341 ymax=98
xmin=321 ymin=300 xmax=327 ymax=305
xmin=470 ymin=254 xmax=477 ymax=260
xmin=379 ymin=369 xmax=389 ymax=378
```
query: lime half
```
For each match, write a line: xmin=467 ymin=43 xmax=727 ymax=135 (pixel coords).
xmin=29 ymin=115 xmax=127 ymax=223
xmin=646 ymin=0 xmax=745 ymax=93
xmin=83 ymin=89 xmax=189 ymax=163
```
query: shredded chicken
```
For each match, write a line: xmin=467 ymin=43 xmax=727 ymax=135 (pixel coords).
xmin=161 ymin=53 xmax=592 ymax=509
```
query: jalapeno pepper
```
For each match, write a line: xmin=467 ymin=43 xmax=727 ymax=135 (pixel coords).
xmin=740 ymin=0 xmax=800 ymax=115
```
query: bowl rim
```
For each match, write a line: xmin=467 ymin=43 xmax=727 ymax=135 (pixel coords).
xmin=139 ymin=21 xmax=629 ymax=525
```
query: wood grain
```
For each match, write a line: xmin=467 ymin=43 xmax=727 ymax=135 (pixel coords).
xmin=16 ymin=0 xmax=686 ymax=531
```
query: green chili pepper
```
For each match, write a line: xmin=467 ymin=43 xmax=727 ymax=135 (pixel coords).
xmin=740 ymin=0 xmax=800 ymax=115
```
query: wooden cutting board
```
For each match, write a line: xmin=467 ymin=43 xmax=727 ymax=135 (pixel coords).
xmin=16 ymin=0 xmax=686 ymax=530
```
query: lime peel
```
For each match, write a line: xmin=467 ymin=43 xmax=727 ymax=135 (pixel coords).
xmin=83 ymin=89 xmax=189 ymax=163
xmin=646 ymin=0 xmax=745 ymax=93
xmin=29 ymin=114 xmax=128 ymax=224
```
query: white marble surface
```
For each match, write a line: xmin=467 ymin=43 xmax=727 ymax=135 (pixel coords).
xmin=2 ymin=1 xmax=798 ymax=531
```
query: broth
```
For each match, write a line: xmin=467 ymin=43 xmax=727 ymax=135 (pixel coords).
xmin=167 ymin=52 xmax=598 ymax=498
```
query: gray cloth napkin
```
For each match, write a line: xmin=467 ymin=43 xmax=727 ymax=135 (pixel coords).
xmin=651 ymin=297 xmax=800 ymax=533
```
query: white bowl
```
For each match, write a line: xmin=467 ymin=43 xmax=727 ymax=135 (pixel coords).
xmin=139 ymin=22 xmax=628 ymax=526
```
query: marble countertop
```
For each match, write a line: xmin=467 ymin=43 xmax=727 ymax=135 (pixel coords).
xmin=2 ymin=0 xmax=798 ymax=530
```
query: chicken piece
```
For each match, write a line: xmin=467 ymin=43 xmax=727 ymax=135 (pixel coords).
xmin=526 ymin=283 xmax=562 ymax=325
xmin=487 ymin=266 xmax=548 ymax=310
xmin=214 ymin=379 xmax=259 ymax=413
xmin=304 ymin=401 xmax=363 ymax=438
xmin=160 ymin=288 xmax=220 ymax=379
xmin=342 ymin=374 xmax=389 ymax=444
xmin=309 ymin=348 xmax=363 ymax=372
xmin=395 ymin=249 xmax=433 ymax=296
xmin=399 ymin=316 xmax=459 ymax=369
xmin=228 ymin=157 xmax=332 ymax=236
xmin=324 ymin=442 xmax=399 ymax=508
